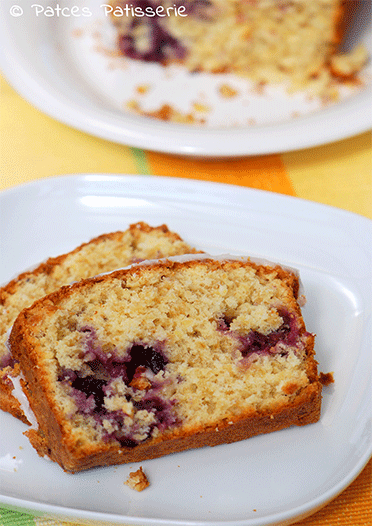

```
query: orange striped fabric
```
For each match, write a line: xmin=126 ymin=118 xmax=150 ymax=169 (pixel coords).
xmin=147 ymin=151 xmax=296 ymax=195
xmin=294 ymin=459 xmax=372 ymax=525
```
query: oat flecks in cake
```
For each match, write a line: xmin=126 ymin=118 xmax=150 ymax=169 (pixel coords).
xmin=0 ymin=222 xmax=199 ymax=423
xmin=125 ymin=467 xmax=149 ymax=491
xmin=9 ymin=257 xmax=323 ymax=473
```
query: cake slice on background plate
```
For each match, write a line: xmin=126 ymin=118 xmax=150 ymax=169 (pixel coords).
xmin=108 ymin=0 xmax=368 ymax=89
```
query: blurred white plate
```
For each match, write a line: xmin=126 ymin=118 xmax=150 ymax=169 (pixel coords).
xmin=0 ymin=0 xmax=371 ymax=157
xmin=0 ymin=174 xmax=371 ymax=526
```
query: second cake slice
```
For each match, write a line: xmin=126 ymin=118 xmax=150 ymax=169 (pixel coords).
xmin=0 ymin=222 xmax=198 ymax=423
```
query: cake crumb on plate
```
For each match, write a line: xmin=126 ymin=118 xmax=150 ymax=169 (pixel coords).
xmin=125 ymin=467 xmax=150 ymax=492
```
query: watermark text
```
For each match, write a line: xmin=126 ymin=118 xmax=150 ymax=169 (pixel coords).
xmin=101 ymin=3 xmax=187 ymax=18
xmin=9 ymin=3 xmax=188 ymax=18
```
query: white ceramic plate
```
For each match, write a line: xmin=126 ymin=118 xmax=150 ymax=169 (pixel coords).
xmin=0 ymin=174 xmax=371 ymax=526
xmin=0 ymin=0 xmax=371 ymax=157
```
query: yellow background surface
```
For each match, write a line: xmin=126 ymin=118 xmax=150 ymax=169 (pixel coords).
xmin=1 ymin=76 xmax=371 ymax=220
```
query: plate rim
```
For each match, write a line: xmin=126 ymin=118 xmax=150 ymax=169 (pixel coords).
xmin=2 ymin=173 xmax=372 ymax=225
xmin=0 ymin=174 xmax=371 ymax=526
xmin=1 ymin=172 xmax=372 ymax=272
xmin=0 ymin=1 xmax=371 ymax=158
xmin=0 ymin=444 xmax=371 ymax=526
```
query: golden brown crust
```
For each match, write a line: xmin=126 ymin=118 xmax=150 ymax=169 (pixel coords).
xmin=331 ymin=1 xmax=349 ymax=48
xmin=10 ymin=257 xmax=323 ymax=473
xmin=24 ymin=382 xmax=322 ymax=473
xmin=334 ymin=1 xmax=359 ymax=47
xmin=11 ymin=257 xmax=300 ymax=314
xmin=0 ymin=222 xmax=188 ymax=301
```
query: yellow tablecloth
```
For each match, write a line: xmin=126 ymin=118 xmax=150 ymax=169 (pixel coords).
xmin=0 ymin=74 xmax=371 ymax=526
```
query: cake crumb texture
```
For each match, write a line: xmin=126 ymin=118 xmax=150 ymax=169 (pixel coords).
xmin=10 ymin=257 xmax=322 ymax=473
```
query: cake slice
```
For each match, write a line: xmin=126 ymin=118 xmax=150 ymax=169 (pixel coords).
xmin=0 ymin=222 xmax=199 ymax=423
xmin=9 ymin=256 xmax=323 ymax=473
xmin=108 ymin=0 xmax=354 ymax=88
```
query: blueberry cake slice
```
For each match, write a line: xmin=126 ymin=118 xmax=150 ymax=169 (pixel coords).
xmin=0 ymin=222 xmax=199 ymax=423
xmin=109 ymin=0 xmax=351 ymax=87
xmin=9 ymin=256 xmax=323 ymax=472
